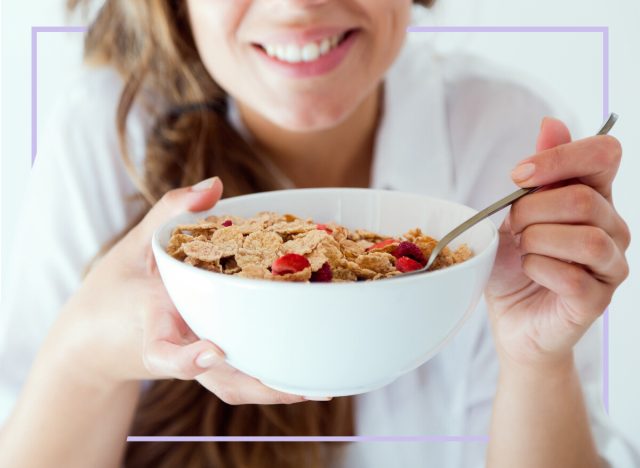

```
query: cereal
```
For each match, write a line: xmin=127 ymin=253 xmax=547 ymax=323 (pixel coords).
xmin=267 ymin=219 xmax=316 ymax=236
xmin=167 ymin=211 xmax=473 ymax=282
xmin=243 ymin=231 xmax=283 ymax=252
xmin=354 ymin=252 xmax=396 ymax=274
xmin=343 ymin=260 xmax=378 ymax=280
xmin=280 ymin=229 xmax=330 ymax=256
xmin=366 ymin=238 xmax=399 ymax=254
xmin=235 ymin=264 xmax=270 ymax=279
xmin=307 ymin=237 xmax=344 ymax=271
xmin=271 ymin=266 xmax=313 ymax=282
xmin=167 ymin=233 xmax=195 ymax=259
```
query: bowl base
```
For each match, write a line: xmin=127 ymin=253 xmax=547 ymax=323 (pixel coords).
xmin=259 ymin=375 xmax=399 ymax=398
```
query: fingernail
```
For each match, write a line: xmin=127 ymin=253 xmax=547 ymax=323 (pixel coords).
xmin=192 ymin=177 xmax=219 ymax=192
xmin=303 ymin=396 xmax=333 ymax=401
xmin=195 ymin=350 xmax=220 ymax=368
xmin=511 ymin=163 xmax=536 ymax=182
xmin=541 ymin=116 xmax=550 ymax=130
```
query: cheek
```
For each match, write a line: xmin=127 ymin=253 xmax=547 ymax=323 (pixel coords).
xmin=367 ymin=0 xmax=412 ymax=62
xmin=186 ymin=0 xmax=248 ymax=85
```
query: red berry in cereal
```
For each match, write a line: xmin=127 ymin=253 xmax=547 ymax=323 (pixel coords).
xmin=391 ymin=241 xmax=426 ymax=265
xmin=310 ymin=262 xmax=333 ymax=282
xmin=222 ymin=220 xmax=233 ymax=227
xmin=396 ymin=256 xmax=423 ymax=273
xmin=271 ymin=253 xmax=311 ymax=275
xmin=316 ymin=224 xmax=333 ymax=234
xmin=366 ymin=238 xmax=398 ymax=252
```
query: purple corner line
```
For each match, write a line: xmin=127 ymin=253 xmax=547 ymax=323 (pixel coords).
xmin=31 ymin=26 xmax=88 ymax=165
xmin=406 ymin=25 xmax=608 ymax=33
xmin=126 ymin=435 xmax=490 ymax=443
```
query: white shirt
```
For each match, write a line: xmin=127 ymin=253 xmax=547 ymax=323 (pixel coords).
xmin=1 ymin=28 xmax=638 ymax=468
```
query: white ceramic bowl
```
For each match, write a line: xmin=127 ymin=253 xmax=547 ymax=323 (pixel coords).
xmin=152 ymin=188 xmax=498 ymax=397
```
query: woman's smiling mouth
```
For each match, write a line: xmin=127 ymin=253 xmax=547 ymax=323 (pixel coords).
xmin=251 ymin=28 xmax=359 ymax=78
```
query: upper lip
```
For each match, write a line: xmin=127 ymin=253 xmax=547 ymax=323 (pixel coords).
xmin=251 ymin=26 xmax=355 ymax=46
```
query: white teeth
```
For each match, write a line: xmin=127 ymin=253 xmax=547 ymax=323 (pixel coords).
xmin=301 ymin=42 xmax=320 ymax=62
xmin=284 ymin=44 xmax=302 ymax=62
xmin=261 ymin=32 xmax=347 ymax=64
xmin=265 ymin=44 xmax=276 ymax=57
xmin=319 ymin=38 xmax=331 ymax=55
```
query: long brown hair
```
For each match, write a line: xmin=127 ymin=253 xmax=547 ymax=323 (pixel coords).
xmin=68 ymin=1 xmax=434 ymax=466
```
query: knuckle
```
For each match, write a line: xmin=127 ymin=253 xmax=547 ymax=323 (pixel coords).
xmin=546 ymin=145 xmax=564 ymax=173
xmin=598 ymin=135 xmax=623 ymax=165
xmin=519 ymin=225 xmax=539 ymax=253
xmin=274 ymin=392 xmax=297 ymax=405
xmin=509 ymin=202 xmax=526 ymax=233
xmin=172 ymin=360 xmax=194 ymax=380
xmin=583 ymin=227 xmax=612 ymax=262
xmin=160 ymin=188 xmax=182 ymax=205
xmin=570 ymin=184 xmax=597 ymax=219
xmin=271 ymin=392 xmax=288 ymax=405
xmin=561 ymin=266 xmax=590 ymax=297
xmin=216 ymin=387 xmax=242 ymax=406
xmin=619 ymin=218 xmax=632 ymax=250
xmin=619 ymin=259 xmax=630 ymax=283
xmin=142 ymin=351 xmax=161 ymax=377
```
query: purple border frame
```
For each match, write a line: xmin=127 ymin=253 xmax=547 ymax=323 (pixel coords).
xmin=30 ymin=25 xmax=610 ymax=444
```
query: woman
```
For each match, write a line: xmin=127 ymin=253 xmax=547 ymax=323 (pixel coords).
xmin=0 ymin=0 xmax=634 ymax=467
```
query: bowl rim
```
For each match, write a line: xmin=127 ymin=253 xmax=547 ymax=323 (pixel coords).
xmin=151 ymin=187 xmax=499 ymax=289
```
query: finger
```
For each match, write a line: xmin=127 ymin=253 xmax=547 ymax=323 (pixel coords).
xmin=197 ymin=366 xmax=307 ymax=405
xmin=519 ymin=224 xmax=629 ymax=285
xmin=144 ymin=338 xmax=225 ymax=380
xmin=510 ymin=135 xmax=622 ymax=200
xmin=536 ymin=116 xmax=572 ymax=152
xmin=133 ymin=176 xmax=224 ymax=241
xmin=509 ymin=184 xmax=630 ymax=250
xmin=521 ymin=254 xmax=612 ymax=327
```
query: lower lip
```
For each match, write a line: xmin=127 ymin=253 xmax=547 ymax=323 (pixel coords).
xmin=252 ymin=30 xmax=359 ymax=79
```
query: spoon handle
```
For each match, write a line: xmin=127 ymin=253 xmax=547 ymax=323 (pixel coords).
xmin=419 ymin=113 xmax=619 ymax=273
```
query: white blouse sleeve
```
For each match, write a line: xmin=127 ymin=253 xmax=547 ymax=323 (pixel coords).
xmin=0 ymin=68 xmax=146 ymax=425
xmin=444 ymin=65 xmax=640 ymax=466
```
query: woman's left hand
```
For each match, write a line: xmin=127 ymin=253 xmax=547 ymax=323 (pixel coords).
xmin=485 ymin=117 xmax=630 ymax=369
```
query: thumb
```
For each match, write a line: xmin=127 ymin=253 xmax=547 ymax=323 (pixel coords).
xmin=136 ymin=177 xmax=224 ymax=238
xmin=536 ymin=116 xmax=572 ymax=152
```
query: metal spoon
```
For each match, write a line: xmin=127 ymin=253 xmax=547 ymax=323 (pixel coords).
xmin=403 ymin=112 xmax=619 ymax=276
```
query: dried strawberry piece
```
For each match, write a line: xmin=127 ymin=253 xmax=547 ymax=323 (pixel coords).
xmin=396 ymin=256 xmax=423 ymax=273
xmin=222 ymin=220 xmax=233 ymax=227
xmin=271 ymin=253 xmax=311 ymax=275
xmin=316 ymin=224 xmax=333 ymax=234
xmin=366 ymin=238 xmax=398 ymax=251
xmin=311 ymin=262 xmax=333 ymax=282
xmin=391 ymin=241 xmax=426 ymax=265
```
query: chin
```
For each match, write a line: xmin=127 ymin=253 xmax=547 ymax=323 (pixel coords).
xmin=265 ymin=101 xmax=354 ymax=133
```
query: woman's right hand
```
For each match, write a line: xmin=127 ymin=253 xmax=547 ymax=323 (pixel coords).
xmin=55 ymin=177 xmax=309 ymax=405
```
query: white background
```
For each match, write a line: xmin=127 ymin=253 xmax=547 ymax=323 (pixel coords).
xmin=1 ymin=0 xmax=639 ymax=460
